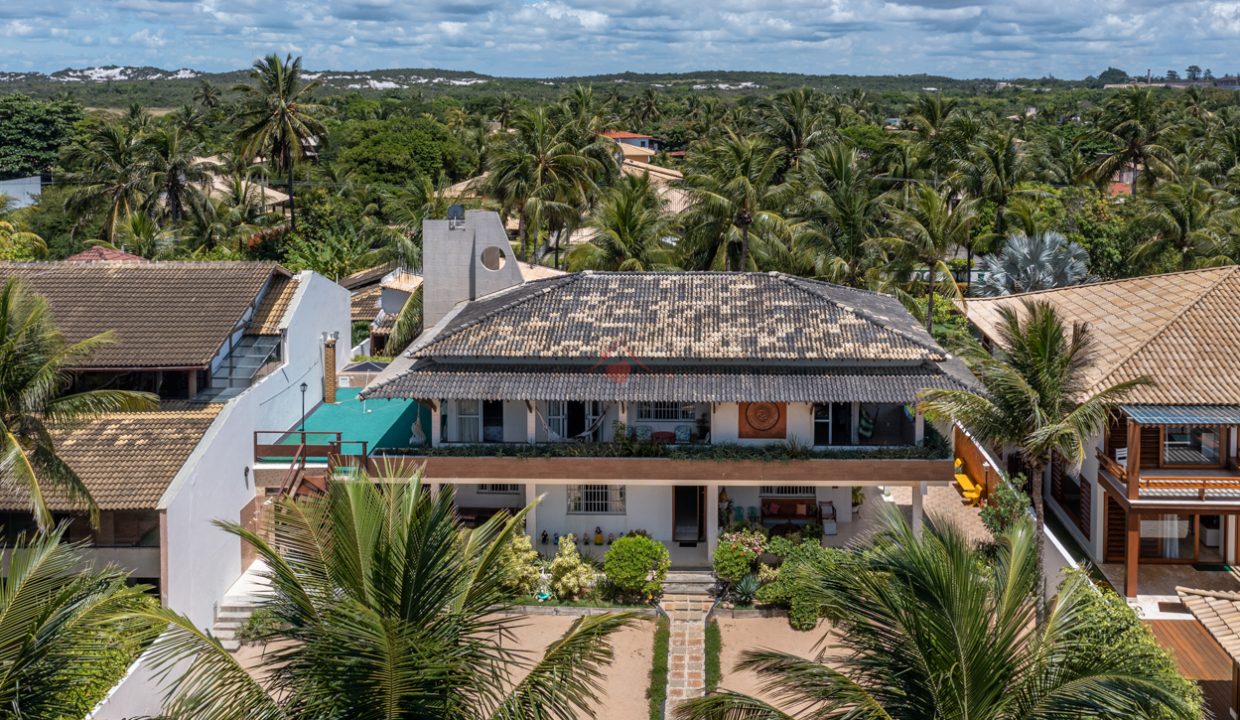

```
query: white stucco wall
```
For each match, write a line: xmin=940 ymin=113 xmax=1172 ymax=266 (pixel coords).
xmin=711 ymin=402 xmax=814 ymax=446
xmin=535 ymin=484 xmax=675 ymax=543
xmin=161 ymin=271 xmax=349 ymax=630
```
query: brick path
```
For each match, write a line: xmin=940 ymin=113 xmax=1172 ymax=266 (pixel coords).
xmin=661 ymin=593 xmax=713 ymax=704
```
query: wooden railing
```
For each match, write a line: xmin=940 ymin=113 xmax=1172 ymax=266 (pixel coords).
xmin=1097 ymin=450 xmax=1240 ymax=495
xmin=1097 ymin=453 xmax=1126 ymax=481
xmin=279 ymin=444 xmax=307 ymax=497
xmin=254 ymin=431 xmax=368 ymax=463
xmin=953 ymin=425 xmax=1002 ymax=500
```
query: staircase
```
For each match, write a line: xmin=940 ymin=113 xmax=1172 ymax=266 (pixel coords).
xmin=212 ymin=595 xmax=259 ymax=652
xmin=197 ymin=335 xmax=281 ymax=403
xmin=663 ymin=570 xmax=717 ymax=597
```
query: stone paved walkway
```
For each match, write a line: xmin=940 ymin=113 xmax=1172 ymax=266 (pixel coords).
xmin=661 ymin=593 xmax=713 ymax=705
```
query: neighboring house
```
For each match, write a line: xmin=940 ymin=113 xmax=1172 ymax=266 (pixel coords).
xmin=0 ymin=175 xmax=43 ymax=209
xmin=263 ymin=210 xmax=974 ymax=565
xmin=963 ymin=267 xmax=1240 ymax=597
xmin=601 ymin=130 xmax=655 ymax=151
xmin=65 ymin=245 xmax=148 ymax=263
xmin=0 ymin=261 xmax=350 ymax=629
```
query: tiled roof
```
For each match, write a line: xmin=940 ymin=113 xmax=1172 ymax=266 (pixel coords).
xmin=363 ymin=359 xmax=973 ymax=403
xmin=415 ymin=272 xmax=946 ymax=363
xmin=0 ymin=261 xmax=286 ymax=369
xmin=601 ymin=131 xmax=653 ymax=139
xmin=381 ymin=269 xmax=424 ymax=293
xmin=339 ymin=263 xmax=394 ymax=291
xmin=351 ymin=285 xmax=382 ymax=322
xmin=65 ymin=246 xmax=148 ymax=263
xmin=963 ymin=267 xmax=1240 ymax=404
xmin=0 ymin=407 xmax=222 ymax=511
xmin=1177 ymin=587 xmax=1240 ymax=664
xmin=247 ymin=274 xmax=299 ymax=336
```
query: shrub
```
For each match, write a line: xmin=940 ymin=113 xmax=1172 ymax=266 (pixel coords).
xmin=1062 ymin=570 xmax=1202 ymax=719
xmin=713 ymin=529 xmax=765 ymax=582
xmin=647 ymin=616 xmax=671 ymax=720
xmin=705 ymin=619 xmax=722 ymax=692
xmin=498 ymin=532 xmax=541 ymax=598
xmin=754 ymin=543 xmax=841 ymax=630
xmin=604 ymin=534 xmax=671 ymax=601
xmin=549 ymin=534 xmax=595 ymax=601
xmin=730 ymin=573 xmax=760 ymax=605
xmin=980 ymin=474 xmax=1030 ymax=536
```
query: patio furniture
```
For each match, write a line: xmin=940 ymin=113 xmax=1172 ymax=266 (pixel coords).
xmin=746 ymin=506 xmax=760 ymax=522
xmin=674 ymin=424 xmax=693 ymax=443
xmin=819 ymin=501 xmax=838 ymax=536
xmin=634 ymin=424 xmax=653 ymax=441
xmin=652 ymin=430 xmax=676 ymax=444
xmin=761 ymin=498 xmax=820 ymax=523
xmin=733 ymin=506 xmax=745 ymax=523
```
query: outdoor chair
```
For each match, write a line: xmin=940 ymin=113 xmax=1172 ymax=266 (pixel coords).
xmin=819 ymin=501 xmax=838 ymax=536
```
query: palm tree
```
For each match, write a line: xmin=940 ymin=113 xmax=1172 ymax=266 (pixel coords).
xmin=683 ymin=129 xmax=785 ymax=270
xmin=62 ymin=122 xmax=145 ymax=244
xmin=954 ymin=129 xmax=1033 ymax=286
xmin=138 ymin=126 xmax=211 ymax=226
xmin=1130 ymin=177 xmax=1235 ymax=271
xmin=676 ymin=511 xmax=1197 ymax=720
xmin=919 ymin=301 xmax=1148 ymax=608
xmin=976 ymin=232 xmax=1091 ymax=296
xmin=0 ymin=527 xmax=161 ymax=718
xmin=631 ymin=87 xmax=662 ymax=127
xmin=905 ymin=93 xmax=960 ymax=182
xmin=145 ymin=476 xmax=634 ymax=719
xmin=567 ymin=173 xmax=677 ymax=271
xmin=792 ymin=143 xmax=891 ymax=285
xmin=1088 ymin=87 xmax=1174 ymax=196
xmin=232 ymin=53 xmax=326 ymax=231
xmin=889 ymin=185 xmax=977 ymax=330
xmin=762 ymin=88 xmax=833 ymax=173
xmin=485 ymin=107 xmax=609 ymax=261
xmin=193 ymin=79 xmax=221 ymax=109
xmin=0 ymin=279 xmax=158 ymax=528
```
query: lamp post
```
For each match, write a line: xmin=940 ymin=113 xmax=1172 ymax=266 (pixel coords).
xmin=300 ymin=382 xmax=308 ymax=433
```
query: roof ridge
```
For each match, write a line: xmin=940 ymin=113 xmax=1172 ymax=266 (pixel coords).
xmin=1090 ymin=266 xmax=1239 ymax=393
xmin=413 ymin=274 xmax=585 ymax=356
xmin=964 ymin=265 xmax=1239 ymax=304
xmin=773 ymin=274 xmax=947 ymax=359
xmin=1176 ymin=586 xmax=1240 ymax=601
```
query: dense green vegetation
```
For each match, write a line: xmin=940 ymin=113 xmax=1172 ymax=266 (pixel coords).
xmin=648 ymin=615 xmax=671 ymax=720
xmin=4 ymin=57 xmax=1240 ymax=345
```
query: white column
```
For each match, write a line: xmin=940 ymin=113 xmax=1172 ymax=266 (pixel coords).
xmin=430 ymin=403 xmax=442 ymax=446
xmin=524 ymin=482 xmax=538 ymax=539
xmin=706 ymin=483 xmax=720 ymax=562
xmin=526 ymin=401 xmax=537 ymax=444
xmin=911 ymin=482 xmax=925 ymax=537
xmin=915 ymin=412 xmax=925 ymax=446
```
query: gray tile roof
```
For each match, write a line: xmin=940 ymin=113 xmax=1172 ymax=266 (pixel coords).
xmin=364 ymin=272 xmax=973 ymax=404
xmin=416 ymin=271 xmax=947 ymax=363
xmin=362 ymin=359 xmax=974 ymax=403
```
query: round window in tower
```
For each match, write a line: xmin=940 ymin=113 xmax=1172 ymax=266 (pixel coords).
xmin=481 ymin=245 xmax=507 ymax=271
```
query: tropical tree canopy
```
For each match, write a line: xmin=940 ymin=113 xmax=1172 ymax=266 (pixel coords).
xmin=976 ymin=231 xmax=1091 ymax=296
xmin=143 ymin=475 xmax=634 ymax=720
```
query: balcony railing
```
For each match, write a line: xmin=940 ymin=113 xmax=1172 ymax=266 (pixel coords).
xmin=1097 ymin=450 xmax=1240 ymax=496
xmin=254 ymin=431 xmax=369 ymax=463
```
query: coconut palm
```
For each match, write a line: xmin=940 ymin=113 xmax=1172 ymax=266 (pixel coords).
xmin=0 ymin=279 xmax=158 ymax=528
xmin=62 ymin=121 xmax=145 ymax=244
xmin=1130 ymin=177 xmax=1235 ymax=271
xmin=138 ymin=126 xmax=211 ymax=226
xmin=889 ymin=185 xmax=977 ymax=329
xmin=232 ymin=53 xmax=326 ymax=231
xmin=683 ymin=129 xmax=786 ymax=270
xmin=567 ymin=172 xmax=678 ymax=271
xmin=0 ymin=526 xmax=160 ymax=718
xmin=193 ymin=79 xmax=222 ymax=109
xmin=762 ymin=88 xmax=833 ymax=173
xmin=918 ymin=301 xmax=1147 ymax=608
xmin=0 ymin=219 xmax=46 ymax=261
xmin=676 ymin=511 xmax=1196 ymax=720
xmin=976 ymin=232 xmax=1091 ymax=296
xmin=144 ymin=476 xmax=634 ymax=720
xmin=1088 ymin=87 xmax=1174 ymax=196
xmin=954 ymin=129 xmax=1034 ymax=285
xmin=792 ymin=143 xmax=891 ymax=286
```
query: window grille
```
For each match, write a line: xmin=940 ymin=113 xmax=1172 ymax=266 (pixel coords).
xmin=547 ymin=400 xmax=567 ymax=439
xmin=635 ymin=402 xmax=696 ymax=421
xmin=759 ymin=486 xmax=817 ymax=497
xmin=478 ymin=484 xmax=522 ymax=494
xmin=567 ymin=485 xmax=626 ymax=514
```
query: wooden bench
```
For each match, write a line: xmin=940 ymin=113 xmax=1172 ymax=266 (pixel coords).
xmin=954 ymin=460 xmax=982 ymax=505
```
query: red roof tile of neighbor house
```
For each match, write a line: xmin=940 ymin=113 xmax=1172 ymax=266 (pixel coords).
xmin=600 ymin=130 xmax=653 ymax=139
xmin=65 ymin=246 xmax=148 ymax=263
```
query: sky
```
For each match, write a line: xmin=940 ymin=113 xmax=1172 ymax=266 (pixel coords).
xmin=1 ymin=0 xmax=1238 ymax=79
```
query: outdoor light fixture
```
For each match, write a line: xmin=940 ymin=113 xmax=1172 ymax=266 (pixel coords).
xmin=300 ymin=382 xmax=309 ymax=432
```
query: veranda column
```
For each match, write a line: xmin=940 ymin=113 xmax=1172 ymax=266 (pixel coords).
xmin=1125 ymin=509 xmax=1140 ymax=597
xmin=911 ymin=482 xmax=925 ymax=537
xmin=525 ymin=401 xmax=536 ymax=443
xmin=706 ymin=483 xmax=719 ymax=562
xmin=914 ymin=412 xmax=925 ymax=446
xmin=524 ymin=482 xmax=538 ymax=540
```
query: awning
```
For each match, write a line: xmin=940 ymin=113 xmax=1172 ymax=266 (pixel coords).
xmin=1121 ymin=404 xmax=1240 ymax=426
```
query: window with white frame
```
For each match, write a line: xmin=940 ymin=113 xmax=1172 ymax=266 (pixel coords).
xmin=547 ymin=400 xmax=567 ymax=440
xmin=477 ymin=484 xmax=522 ymax=494
xmin=567 ymin=485 xmax=626 ymax=514
xmin=635 ymin=402 xmax=696 ymax=422
xmin=759 ymin=486 xmax=817 ymax=497
xmin=457 ymin=399 xmax=480 ymax=442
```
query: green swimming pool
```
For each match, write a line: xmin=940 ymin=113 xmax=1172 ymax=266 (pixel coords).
xmin=281 ymin=388 xmax=429 ymax=455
